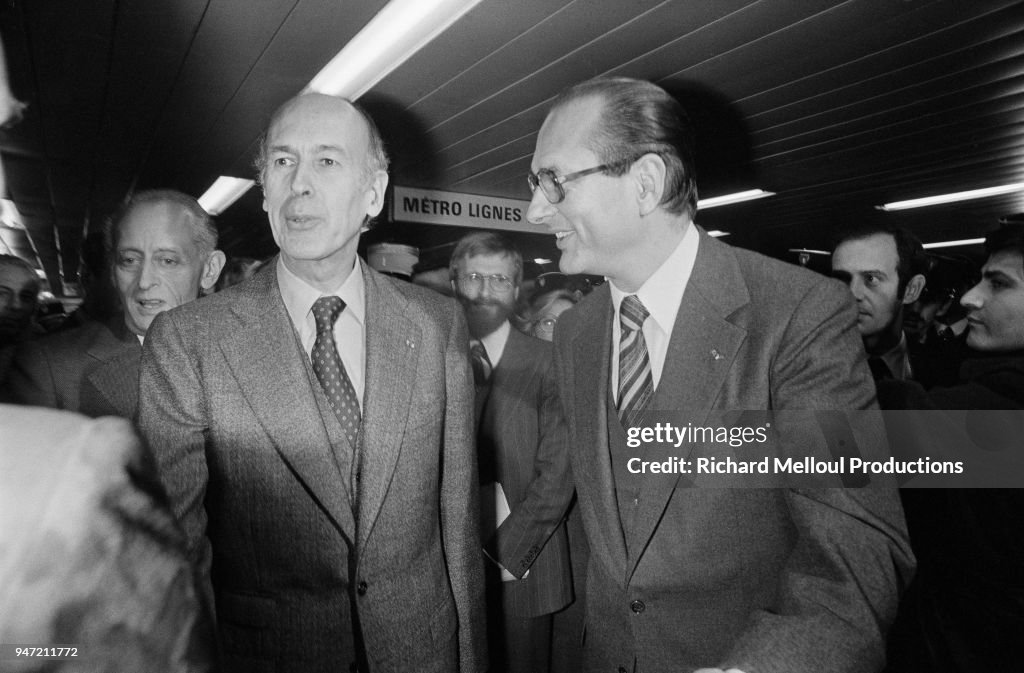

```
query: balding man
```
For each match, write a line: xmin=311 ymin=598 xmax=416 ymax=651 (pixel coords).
xmin=138 ymin=94 xmax=485 ymax=673
xmin=6 ymin=190 xmax=224 ymax=417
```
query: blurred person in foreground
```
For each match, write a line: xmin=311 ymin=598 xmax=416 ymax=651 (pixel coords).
xmin=0 ymin=404 xmax=212 ymax=672
xmin=6 ymin=190 xmax=224 ymax=417
xmin=138 ymin=93 xmax=485 ymax=673
xmin=526 ymin=76 xmax=912 ymax=673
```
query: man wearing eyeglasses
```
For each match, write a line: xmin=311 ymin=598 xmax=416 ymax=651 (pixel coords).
xmin=449 ymin=231 xmax=573 ymax=673
xmin=525 ymin=77 xmax=913 ymax=673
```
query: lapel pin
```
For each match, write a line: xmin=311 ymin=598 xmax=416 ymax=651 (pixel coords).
xmin=406 ymin=339 xmax=415 ymax=349
xmin=710 ymin=349 xmax=723 ymax=360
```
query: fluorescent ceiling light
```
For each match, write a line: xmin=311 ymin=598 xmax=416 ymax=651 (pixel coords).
xmin=922 ymin=238 xmax=986 ymax=250
xmin=788 ymin=248 xmax=831 ymax=256
xmin=698 ymin=189 xmax=774 ymax=210
xmin=198 ymin=0 xmax=483 ymax=216
xmin=707 ymin=230 xmax=730 ymax=237
xmin=533 ymin=258 xmax=553 ymax=265
xmin=198 ymin=177 xmax=256 ymax=216
xmin=305 ymin=0 xmax=484 ymax=98
xmin=877 ymin=183 xmax=1024 ymax=211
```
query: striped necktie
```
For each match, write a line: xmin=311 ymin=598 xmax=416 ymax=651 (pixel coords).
xmin=617 ymin=295 xmax=654 ymax=429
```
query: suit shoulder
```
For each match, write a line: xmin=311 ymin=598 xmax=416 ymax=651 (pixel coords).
xmin=729 ymin=244 xmax=848 ymax=309
xmin=377 ymin=273 xmax=461 ymax=327
xmin=16 ymin=320 xmax=109 ymax=360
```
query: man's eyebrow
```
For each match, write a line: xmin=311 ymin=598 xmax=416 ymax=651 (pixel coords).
xmin=982 ymin=269 xmax=1014 ymax=282
xmin=268 ymin=144 xmax=348 ymax=154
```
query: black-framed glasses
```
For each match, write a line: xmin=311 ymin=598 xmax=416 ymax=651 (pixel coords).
xmin=527 ymin=164 xmax=614 ymax=204
xmin=455 ymin=272 xmax=515 ymax=293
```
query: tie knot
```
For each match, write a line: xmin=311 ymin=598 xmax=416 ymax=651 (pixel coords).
xmin=312 ymin=296 xmax=346 ymax=334
xmin=620 ymin=295 xmax=649 ymax=332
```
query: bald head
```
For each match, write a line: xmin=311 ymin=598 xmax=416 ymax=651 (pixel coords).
xmin=255 ymin=94 xmax=388 ymax=186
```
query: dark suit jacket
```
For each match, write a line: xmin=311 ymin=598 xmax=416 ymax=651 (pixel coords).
xmin=553 ymin=229 xmax=914 ymax=673
xmin=5 ymin=316 xmax=141 ymax=417
xmin=138 ymin=260 xmax=486 ymax=673
xmin=0 ymin=405 xmax=212 ymax=672
xmin=878 ymin=352 xmax=1024 ymax=673
xmin=479 ymin=326 xmax=573 ymax=617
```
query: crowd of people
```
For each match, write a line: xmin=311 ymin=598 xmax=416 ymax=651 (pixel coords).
xmin=1 ymin=74 xmax=1023 ymax=673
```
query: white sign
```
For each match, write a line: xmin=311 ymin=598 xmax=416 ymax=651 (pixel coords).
xmin=392 ymin=186 xmax=543 ymax=234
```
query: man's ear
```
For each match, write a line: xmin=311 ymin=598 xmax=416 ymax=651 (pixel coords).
xmin=364 ymin=169 xmax=389 ymax=219
xmin=632 ymin=153 xmax=667 ymax=216
xmin=200 ymin=250 xmax=227 ymax=294
xmin=902 ymin=273 xmax=926 ymax=304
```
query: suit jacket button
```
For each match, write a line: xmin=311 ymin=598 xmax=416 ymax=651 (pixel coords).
xmin=630 ymin=599 xmax=645 ymax=614
xmin=357 ymin=581 xmax=368 ymax=596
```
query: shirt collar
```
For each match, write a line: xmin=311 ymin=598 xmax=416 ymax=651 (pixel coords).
xmin=477 ymin=320 xmax=511 ymax=367
xmin=880 ymin=331 xmax=911 ymax=379
xmin=277 ymin=256 xmax=365 ymax=331
xmin=609 ymin=223 xmax=699 ymax=335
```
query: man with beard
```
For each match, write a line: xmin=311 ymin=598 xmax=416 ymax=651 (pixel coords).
xmin=450 ymin=232 xmax=573 ymax=673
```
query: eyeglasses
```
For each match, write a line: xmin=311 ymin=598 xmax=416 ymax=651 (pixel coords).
xmin=455 ymin=272 xmax=515 ymax=292
xmin=527 ymin=164 xmax=615 ymax=204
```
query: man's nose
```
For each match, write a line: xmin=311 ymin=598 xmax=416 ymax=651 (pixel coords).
xmin=290 ymin=159 xmax=313 ymax=195
xmin=960 ymin=282 xmax=983 ymax=310
xmin=526 ymin=187 xmax=556 ymax=226
xmin=138 ymin=259 xmax=159 ymax=289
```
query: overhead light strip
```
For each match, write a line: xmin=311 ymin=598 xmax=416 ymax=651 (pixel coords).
xmin=877 ymin=183 xmax=1024 ymax=211
xmin=698 ymin=189 xmax=774 ymax=210
xmin=198 ymin=177 xmax=257 ymax=216
xmin=922 ymin=238 xmax=986 ymax=250
xmin=305 ymin=0 xmax=483 ymax=98
xmin=198 ymin=0 xmax=483 ymax=215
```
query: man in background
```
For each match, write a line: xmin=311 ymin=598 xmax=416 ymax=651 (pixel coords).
xmin=451 ymin=231 xmax=573 ymax=673
xmin=6 ymin=190 xmax=224 ymax=417
xmin=831 ymin=223 xmax=927 ymax=381
xmin=0 ymin=254 xmax=38 ymax=384
xmin=526 ymin=76 xmax=912 ymax=673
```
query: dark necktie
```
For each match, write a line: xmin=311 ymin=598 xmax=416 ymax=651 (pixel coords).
xmin=868 ymin=355 xmax=893 ymax=381
xmin=618 ymin=295 xmax=654 ymax=429
xmin=470 ymin=340 xmax=493 ymax=385
xmin=311 ymin=296 xmax=361 ymax=448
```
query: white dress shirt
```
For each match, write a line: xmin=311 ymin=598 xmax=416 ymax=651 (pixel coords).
xmin=609 ymin=223 xmax=699 ymax=402
xmin=277 ymin=256 xmax=366 ymax=409
xmin=476 ymin=320 xmax=511 ymax=369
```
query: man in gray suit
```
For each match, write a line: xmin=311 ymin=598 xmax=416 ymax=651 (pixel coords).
xmin=525 ymin=77 xmax=914 ymax=673
xmin=450 ymin=231 xmax=573 ymax=673
xmin=139 ymin=94 xmax=485 ymax=673
xmin=6 ymin=190 xmax=224 ymax=417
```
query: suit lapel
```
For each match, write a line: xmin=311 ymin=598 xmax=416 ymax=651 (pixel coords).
xmin=626 ymin=230 xmax=750 ymax=575
xmin=85 ymin=318 xmax=142 ymax=417
xmin=219 ymin=264 xmax=356 ymax=538
xmin=357 ymin=265 xmax=420 ymax=550
xmin=572 ymin=286 xmax=629 ymax=574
